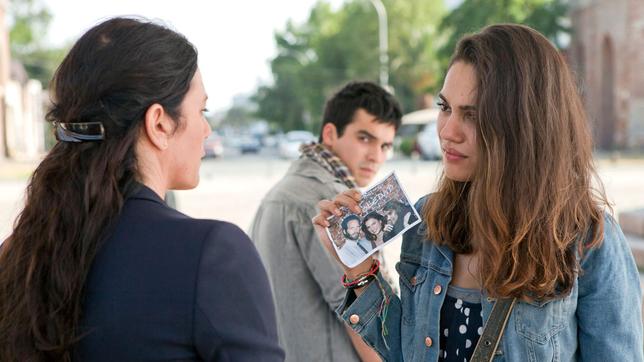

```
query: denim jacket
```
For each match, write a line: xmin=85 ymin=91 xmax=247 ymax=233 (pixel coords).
xmin=338 ymin=196 xmax=643 ymax=361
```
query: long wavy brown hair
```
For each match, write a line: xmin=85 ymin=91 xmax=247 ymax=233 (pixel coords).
xmin=424 ymin=24 xmax=609 ymax=300
xmin=0 ymin=18 xmax=197 ymax=361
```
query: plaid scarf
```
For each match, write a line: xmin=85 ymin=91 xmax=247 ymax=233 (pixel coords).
xmin=299 ymin=142 xmax=357 ymax=188
xmin=299 ymin=142 xmax=398 ymax=296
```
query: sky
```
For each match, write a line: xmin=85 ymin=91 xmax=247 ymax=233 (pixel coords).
xmin=43 ymin=0 xmax=461 ymax=112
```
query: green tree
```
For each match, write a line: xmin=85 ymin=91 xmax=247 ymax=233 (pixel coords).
xmin=8 ymin=0 xmax=67 ymax=86
xmin=437 ymin=0 xmax=569 ymax=72
xmin=255 ymin=0 xmax=447 ymax=132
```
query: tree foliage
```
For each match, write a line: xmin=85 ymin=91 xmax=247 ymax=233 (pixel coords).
xmin=8 ymin=0 xmax=67 ymax=86
xmin=253 ymin=0 xmax=570 ymax=132
xmin=437 ymin=0 xmax=569 ymax=71
xmin=254 ymin=0 xmax=447 ymax=132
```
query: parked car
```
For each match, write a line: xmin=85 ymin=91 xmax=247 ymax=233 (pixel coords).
xmin=238 ymin=135 xmax=261 ymax=154
xmin=416 ymin=121 xmax=441 ymax=160
xmin=203 ymin=131 xmax=224 ymax=158
xmin=278 ymin=130 xmax=316 ymax=159
xmin=396 ymin=108 xmax=440 ymax=158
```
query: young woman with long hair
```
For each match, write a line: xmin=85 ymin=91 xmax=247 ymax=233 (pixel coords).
xmin=313 ymin=24 xmax=642 ymax=361
xmin=0 ymin=17 xmax=283 ymax=361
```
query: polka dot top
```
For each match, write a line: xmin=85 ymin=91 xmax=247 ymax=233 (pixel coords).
xmin=438 ymin=285 xmax=483 ymax=362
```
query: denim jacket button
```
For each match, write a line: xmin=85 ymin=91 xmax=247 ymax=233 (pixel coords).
xmin=433 ymin=284 xmax=442 ymax=295
xmin=424 ymin=336 xmax=433 ymax=347
xmin=349 ymin=314 xmax=360 ymax=325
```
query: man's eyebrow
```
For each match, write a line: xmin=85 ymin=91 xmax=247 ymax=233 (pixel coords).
xmin=357 ymin=130 xmax=376 ymax=140
xmin=357 ymin=129 xmax=393 ymax=147
xmin=438 ymin=92 xmax=476 ymax=111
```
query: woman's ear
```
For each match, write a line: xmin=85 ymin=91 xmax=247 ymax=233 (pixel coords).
xmin=321 ymin=123 xmax=338 ymax=148
xmin=142 ymin=103 xmax=175 ymax=150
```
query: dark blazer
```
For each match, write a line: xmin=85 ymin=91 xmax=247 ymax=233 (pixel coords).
xmin=75 ymin=185 xmax=284 ymax=361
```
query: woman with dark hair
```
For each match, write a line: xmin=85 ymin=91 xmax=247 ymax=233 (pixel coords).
xmin=0 ymin=17 xmax=283 ymax=361
xmin=361 ymin=211 xmax=387 ymax=247
xmin=313 ymin=24 xmax=642 ymax=361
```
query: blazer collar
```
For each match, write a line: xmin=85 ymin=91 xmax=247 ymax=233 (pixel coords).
xmin=129 ymin=182 xmax=166 ymax=205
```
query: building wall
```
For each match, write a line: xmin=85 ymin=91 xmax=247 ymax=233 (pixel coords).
xmin=626 ymin=0 xmax=644 ymax=149
xmin=1 ymin=0 xmax=47 ymax=161
xmin=0 ymin=0 xmax=10 ymax=159
xmin=4 ymin=79 xmax=44 ymax=160
xmin=570 ymin=0 xmax=644 ymax=150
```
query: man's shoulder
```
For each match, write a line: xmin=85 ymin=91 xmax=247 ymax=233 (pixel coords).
xmin=252 ymin=172 xmax=337 ymax=234
xmin=263 ymin=164 xmax=346 ymax=205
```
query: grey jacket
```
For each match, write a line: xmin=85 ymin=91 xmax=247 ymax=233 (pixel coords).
xmin=250 ymin=158 xmax=360 ymax=362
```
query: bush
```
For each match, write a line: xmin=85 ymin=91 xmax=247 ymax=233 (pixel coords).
xmin=399 ymin=137 xmax=416 ymax=157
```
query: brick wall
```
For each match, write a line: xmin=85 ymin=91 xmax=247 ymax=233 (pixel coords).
xmin=570 ymin=0 xmax=644 ymax=150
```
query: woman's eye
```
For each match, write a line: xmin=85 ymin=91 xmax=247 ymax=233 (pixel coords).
xmin=436 ymin=102 xmax=450 ymax=112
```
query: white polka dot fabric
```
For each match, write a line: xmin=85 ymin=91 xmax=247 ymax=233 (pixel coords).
xmin=438 ymin=287 xmax=483 ymax=362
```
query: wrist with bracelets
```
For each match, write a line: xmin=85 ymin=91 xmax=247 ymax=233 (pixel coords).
xmin=341 ymin=259 xmax=380 ymax=290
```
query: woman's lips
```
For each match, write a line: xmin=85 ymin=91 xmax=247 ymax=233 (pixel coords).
xmin=443 ymin=147 xmax=467 ymax=161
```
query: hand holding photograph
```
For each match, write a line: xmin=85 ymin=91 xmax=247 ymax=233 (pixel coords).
xmin=326 ymin=173 xmax=421 ymax=268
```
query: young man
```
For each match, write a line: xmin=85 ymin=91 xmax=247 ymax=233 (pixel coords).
xmin=250 ymin=81 xmax=402 ymax=361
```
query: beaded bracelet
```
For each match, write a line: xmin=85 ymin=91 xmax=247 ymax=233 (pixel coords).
xmin=341 ymin=259 xmax=380 ymax=289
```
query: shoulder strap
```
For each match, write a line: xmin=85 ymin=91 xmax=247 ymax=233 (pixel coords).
xmin=470 ymin=297 xmax=516 ymax=362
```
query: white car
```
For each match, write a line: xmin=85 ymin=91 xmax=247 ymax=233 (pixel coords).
xmin=278 ymin=130 xmax=316 ymax=159
xmin=416 ymin=121 xmax=441 ymax=160
xmin=398 ymin=108 xmax=441 ymax=160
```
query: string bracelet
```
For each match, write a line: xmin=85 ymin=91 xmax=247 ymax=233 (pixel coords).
xmin=341 ymin=258 xmax=391 ymax=350
xmin=341 ymin=259 xmax=379 ymax=289
xmin=376 ymin=278 xmax=391 ymax=350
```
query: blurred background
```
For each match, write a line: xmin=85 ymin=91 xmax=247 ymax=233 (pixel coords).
xmin=1 ymin=0 xmax=643 ymax=276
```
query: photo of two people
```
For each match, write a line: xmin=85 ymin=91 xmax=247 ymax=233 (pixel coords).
xmin=327 ymin=173 xmax=421 ymax=268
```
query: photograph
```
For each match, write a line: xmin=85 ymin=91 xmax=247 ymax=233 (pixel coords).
xmin=326 ymin=172 xmax=421 ymax=268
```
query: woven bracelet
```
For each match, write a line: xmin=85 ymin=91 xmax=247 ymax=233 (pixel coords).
xmin=341 ymin=259 xmax=380 ymax=289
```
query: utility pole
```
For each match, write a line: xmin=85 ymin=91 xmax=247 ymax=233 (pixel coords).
xmin=368 ymin=0 xmax=390 ymax=92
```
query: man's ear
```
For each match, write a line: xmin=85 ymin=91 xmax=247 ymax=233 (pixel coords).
xmin=142 ymin=103 xmax=175 ymax=150
xmin=321 ymin=123 xmax=338 ymax=148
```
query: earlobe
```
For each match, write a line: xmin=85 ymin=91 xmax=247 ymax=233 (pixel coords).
xmin=143 ymin=104 xmax=172 ymax=150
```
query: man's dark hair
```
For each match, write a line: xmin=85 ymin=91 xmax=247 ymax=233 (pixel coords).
xmin=383 ymin=200 xmax=405 ymax=213
xmin=341 ymin=214 xmax=361 ymax=239
xmin=319 ymin=81 xmax=403 ymax=142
